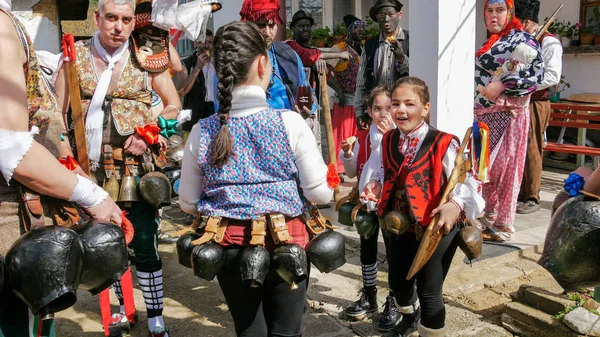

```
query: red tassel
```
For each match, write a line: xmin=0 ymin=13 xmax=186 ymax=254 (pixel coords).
xmin=326 ymin=163 xmax=340 ymax=189
xmin=121 ymin=211 xmax=134 ymax=245
xmin=58 ymin=155 xmax=79 ymax=171
xmin=135 ymin=124 xmax=161 ymax=145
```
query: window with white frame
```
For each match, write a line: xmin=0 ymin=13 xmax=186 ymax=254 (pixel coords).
xmin=333 ymin=0 xmax=355 ymax=27
xmin=299 ymin=0 xmax=324 ymax=27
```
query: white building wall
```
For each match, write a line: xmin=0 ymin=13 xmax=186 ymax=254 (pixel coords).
xmin=12 ymin=0 xmax=61 ymax=54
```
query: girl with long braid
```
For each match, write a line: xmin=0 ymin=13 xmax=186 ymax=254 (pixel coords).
xmin=179 ymin=21 xmax=335 ymax=337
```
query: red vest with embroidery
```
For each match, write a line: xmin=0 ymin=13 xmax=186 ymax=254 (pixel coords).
xmin=531 ymin=32 xmax=559 ymax=101
xmin=377 ymin=127 xmax=457 ymax=227
xmin=355 ymin=129 xmax=371 ymax=179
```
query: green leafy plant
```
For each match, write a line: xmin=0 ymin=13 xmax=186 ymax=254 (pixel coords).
xmin=547 ymin=19 xmax=576 ymax=38
xmin=558 ymin=75 xmax=571 ymax=94
xmin=310 ymin=26 xmax=332 ymax=47
xmin=363 ymin=16 xmax=380 ymax=40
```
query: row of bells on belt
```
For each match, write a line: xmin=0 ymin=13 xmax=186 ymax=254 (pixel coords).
xmin=103 ymin=170 xmax=139 ymax=203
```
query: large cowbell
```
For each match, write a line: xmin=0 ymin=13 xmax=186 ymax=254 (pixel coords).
xmin=305 ymin=230 xmax=346 ymax=273
xmin=76 ymin=221 xmax=129 ymax=295
xmin=539 ymin=195 xmax=600 ymax=290
xmin=191 ymin=242 xmax=226 ymax=281
xmin=6 ymin=226 xmax=84 ymax=316
xmin=271 ymin=244 xmax=308 ymax=289
xmin=176 ymin=232 xmax=201 ymax=269
xmin=239 ymin=245 xmax=270 ymax=287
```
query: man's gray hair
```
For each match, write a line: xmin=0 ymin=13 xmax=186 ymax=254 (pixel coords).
xmin=98 ymin=0 xmax=135 ymax=14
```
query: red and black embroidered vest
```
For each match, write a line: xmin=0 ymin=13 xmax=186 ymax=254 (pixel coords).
xmin=377 ymin=127 xmax=457 ymax=227
xmin=355 ymin=129 xmax=371 ymax=179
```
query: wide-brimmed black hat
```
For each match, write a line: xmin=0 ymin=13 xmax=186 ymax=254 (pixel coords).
xmin=369 ymin=0 xmax=404 ymax=22
xmin=290 ymin=10 xmax=315 ymax=28
xmin=515 ymin=0 xmax=540 ymax=23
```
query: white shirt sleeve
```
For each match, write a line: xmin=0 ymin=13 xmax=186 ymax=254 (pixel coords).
xmin=538 ymin=36 xmax=563 ymax=90
xmin=179 ymin=124 xmax=204 ymax=215
xmin=443 ymin=138 xmax=485 ymax=219
xmin=339 ymin=139 xmax=359 ymax=179
xmin=281 ymin=111 xmax=334 ymax=204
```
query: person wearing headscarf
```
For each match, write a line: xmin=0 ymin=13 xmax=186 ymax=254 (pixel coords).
xmin=326 ymin=15 xmax=365 ymax=178
xmin=472 ymin=0 xmax=544 ymax=242
xmin=0 ymin=1 xmax=123 ymax=336
xmin=515 ymin=0 xmax=563 ymax=214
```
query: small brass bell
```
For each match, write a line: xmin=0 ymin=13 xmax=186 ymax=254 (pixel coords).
xmin=118 ymin=175 xmax=138 ymax=204
xmin=103 ymin=175 xmax=120 ymax=202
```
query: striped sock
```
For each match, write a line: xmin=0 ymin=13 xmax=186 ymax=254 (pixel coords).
xmin=137 ymin=269 xmax=165 ymax=332
xmin=362 ymin=263 xmax=378 ymax=288
xmin=112 ymin=280 xmax=125 ymax=314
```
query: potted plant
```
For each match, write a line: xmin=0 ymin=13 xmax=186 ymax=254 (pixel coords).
xmin=330 ymin=21 xmax=346 ymax=46
xmin=363 ymin=17 xmax=380 ymax=41
xmin=550 ymin=75 xmax=571 ymax=102
xmin=580 ymin=24 xmax=595 ymax=45
xmin=589 ymin=7 xmax=600 ymax=45
xmin=548 ymin=20 xmax=576 ymax=47
xmin=311 ymin=26 xmax=331 ymax=48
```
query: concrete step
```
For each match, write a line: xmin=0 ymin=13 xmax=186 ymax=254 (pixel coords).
xmin=516 ymin=283 xmax=575 ymax=316
xmin=502 ymin=302 xmax=582 ymax=337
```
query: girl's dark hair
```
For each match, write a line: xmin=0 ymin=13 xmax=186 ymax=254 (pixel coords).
xmin=365 ymin=86 xmax=391 ymax=109
xmin=210 ymin=21 xmax=268 ymax=166
xmin=392 ymin=76 xmax=430 ymax=105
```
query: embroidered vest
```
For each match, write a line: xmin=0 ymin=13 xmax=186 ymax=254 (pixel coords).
xmin=197 ymin=109 xmax=305 ymax=219
xmin=531 ymin=32 xmax=559 ymax=101
xmin=333 ymin=42 xmax=360 ymax=94
xmin=272 ymin=41 xmax=300 ymax=105
xmin=364 ymin=30 xmax=410 ymax=93
xmin=75 ymin=39 xmax=153 ymax=137
xmin=355 ymin=129 xmax=371 ymax=179
xmin=377 ymin=127 xmax=456 ymax=227
xmin=1 ymin=9 xmax=60 ymax=158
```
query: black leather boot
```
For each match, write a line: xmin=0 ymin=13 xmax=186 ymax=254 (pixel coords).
xmin=344 ymin=287 xmax=378 ymax=318
xmin=377 ymin=294 xmax=401 ymax=332
xmin=385 ymin=306 xmax=421 ymax=337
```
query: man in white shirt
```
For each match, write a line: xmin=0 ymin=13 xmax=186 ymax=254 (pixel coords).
xmin=515 ymin=0 xmax=563 ymax=214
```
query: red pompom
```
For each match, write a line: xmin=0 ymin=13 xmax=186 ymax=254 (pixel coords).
xmin=327 ymin=163 xmax=341 ymax=189
xmin=121 ymin=211 xmax=135 ymax=245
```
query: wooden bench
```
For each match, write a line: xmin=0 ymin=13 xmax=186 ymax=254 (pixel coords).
xmin=546 ymin=103 xmax=600 ymax=168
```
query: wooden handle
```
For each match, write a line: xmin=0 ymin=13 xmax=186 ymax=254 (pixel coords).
xmin=63 ymin=35 xmax=90 ymax=176
xmin=319 ymin=72 xmax=340 ymax=201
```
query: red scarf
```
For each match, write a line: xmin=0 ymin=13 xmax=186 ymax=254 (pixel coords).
xmin=476 ymin=0 xmax=523 ymax=57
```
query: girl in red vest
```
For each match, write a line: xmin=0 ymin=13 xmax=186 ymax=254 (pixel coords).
xmin=361 ymin=77 xmax=484 ymax=337
xmin=340 ymin=87 xmax=399 ymax=331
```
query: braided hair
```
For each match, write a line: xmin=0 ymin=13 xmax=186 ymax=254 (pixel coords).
xmin=210 ymin=21 xmax=268 ymax=166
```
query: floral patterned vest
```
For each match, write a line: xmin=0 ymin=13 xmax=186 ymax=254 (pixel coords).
xmin=377 ymin=128 xmax=456 ymax=227
xmin=75 ymin=39 xmax=152 ymax=138
xmin=196 ymin=109 xmax=305 ymax=219
xmin=1 ymin=9 xmax=60 ymax=157
xmin=333 ymin=42 xmax=360 ymax=95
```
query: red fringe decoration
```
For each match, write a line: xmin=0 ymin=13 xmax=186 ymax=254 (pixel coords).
xmin=61 ymin=34 xmax=76 ymax=61
xmin=240 ymin=0 xmax=282 ymax=24
xmin=476 ymin=0 xmax=523 ymax=57
xmin=327 ymin=163 xmax=341 ymax=189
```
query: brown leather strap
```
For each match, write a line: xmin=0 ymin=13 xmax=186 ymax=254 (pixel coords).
xmin=190 ymin=216 xmax=229 ymax=245
xmin=351 ymin=203 xmax=366 ymax=223
xmin=335 ymin=186 xmax=359 ymax=211
xmin=49 ymin=198 xmax=81 ymax=228
xmin=304 ymin=207 xmax=335 ymax=236
xmin=103 ymin=145 xmax=115 ymax=177
xmin=268 ymin=214 xmax=293 ymax=245
xmin=250 ymin=216 xmax=267 ymax=246
xmin=17 ymin=184 xmax=46 ymax=231
xmin=214 ymin=218 xmax=229 ymax=243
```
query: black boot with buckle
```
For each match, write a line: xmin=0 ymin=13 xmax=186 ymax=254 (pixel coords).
xmin=344 ymin=286 xmax=378 ymax=319
xmin=385 ymin=304 xmax=420 ymax=337
xmin=378 ymin=293 xmax=401 ymax=332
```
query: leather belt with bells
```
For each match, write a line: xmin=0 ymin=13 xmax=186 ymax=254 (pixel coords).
xmin=268 ymin=214 xmax=293 ymax=245
xmin=303 ymin=207 xmax=335 ymax=236
xmin=191 ymin=216 xmax=229 ymax=245
xmin=250 ymin=216 xmax=267 ymax=246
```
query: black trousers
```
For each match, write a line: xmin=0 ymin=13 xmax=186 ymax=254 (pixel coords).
xmin=123 ymin=200 xmax=161 ymax=273
xmin=359 ymin=220 xmax=391 ymax=266
xmin=217 ymin=247 xmax=307 ymax=337
xmin=388 ymin=225 xmax=458 ymax=329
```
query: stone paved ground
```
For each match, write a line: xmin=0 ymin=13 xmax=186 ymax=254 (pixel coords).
xmin=55 ymin=169 xmax=569 ymax=337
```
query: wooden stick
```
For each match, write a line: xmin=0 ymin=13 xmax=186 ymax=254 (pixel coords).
xmin=406 ymin=127 xmax=473 ymax=280
xmin=63 ymin=35 xmax=90 ymax=175
xmin=319 ymin=72 xmax=340 ymax=201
